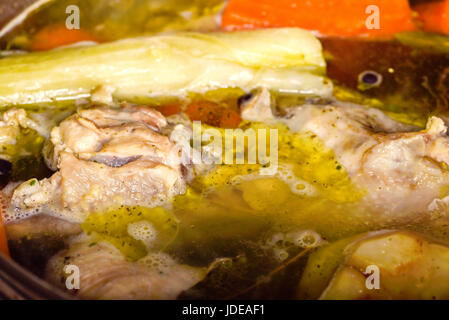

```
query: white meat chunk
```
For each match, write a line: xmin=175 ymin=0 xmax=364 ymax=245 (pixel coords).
xmin=5 ymin=105 xmax=191 ymax=223
xmin=46 ymin=240 xmax=207 ymax=300
xmin=241 ymin=89 xmax=449 ymax=217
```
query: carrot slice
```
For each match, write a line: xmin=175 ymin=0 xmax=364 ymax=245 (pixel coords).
xmin=157 ymin=103 xmax=183 ymax=117
xmin=186 ymin=101 xmax=242 ymax=128
xmin=30 ymin=24 xmax=98 ymax=51
xmin=219 ymin=109 xmax=242 ymax=128
xmin=222 ymin=0 xmax=416 ymax=37
xmin=414 ymin=0 xmax=449 ymax=35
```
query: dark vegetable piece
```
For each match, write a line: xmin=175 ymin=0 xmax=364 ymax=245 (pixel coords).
xmin=0 ymin=159 xmax=11 ymax=189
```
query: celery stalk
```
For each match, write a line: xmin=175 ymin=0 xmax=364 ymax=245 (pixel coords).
xmin=0 ymin=28 xmax=331 ymax=107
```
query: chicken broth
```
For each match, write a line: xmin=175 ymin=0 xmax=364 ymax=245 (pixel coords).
xmin=5 ymin=86 xmax=449 ymax=299
xmin=5 ymin=95 xmax=449 ymax=299
xmin=9 ymin=98 xmax=449 ymax=299
xmin=76 ymin=162 xmax=449 ymax=299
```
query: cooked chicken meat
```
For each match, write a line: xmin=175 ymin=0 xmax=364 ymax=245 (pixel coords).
xmin=5 ymin=105 xmax=191 ymax=223
xmin=242 ymin=90 xmax=449 ymax=218
xmin=5 ymin=215 xmax=82 ymax=240
xmin=46 ymin=240 xmax=207 ymax=300
xmin=0 ymin=109 xmax=35 ymax=145
xmin=0 ymin=108 xmax=46 ymax=162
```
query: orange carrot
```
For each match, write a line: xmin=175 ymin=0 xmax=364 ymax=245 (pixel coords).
xmin=414 ymin=0 xmax=449 ymax=35
xmin=222 ymin=0 xmax=416 ymax=37
xmin=30 ymin=24 xmax=98 ymax=51
xmin=219 ymin=109 xmax=242 ymax=128
xmin=186 ymin=101 xmax=241 ymax=128
xmin=157 ymin=103 xmax=183 ymax=117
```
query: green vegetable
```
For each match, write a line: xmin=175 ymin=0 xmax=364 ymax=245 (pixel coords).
xmin=0 ymin=28 xmax=331 ymax=108
xmin=296 ymin=234 xmax=363 ymax=299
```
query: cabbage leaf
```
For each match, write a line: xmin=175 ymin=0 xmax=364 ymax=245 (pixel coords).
xmin=0 ymin=28 xmax=331 ymax=107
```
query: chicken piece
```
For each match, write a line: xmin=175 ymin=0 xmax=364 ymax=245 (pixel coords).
xmin=48 ymin=105 xmax=173 ymax=170
xmin=298 ymin=231 xmax=449 ymax=300
xmin=0 ymin=108 xmax=47 ymax=162
xmin=0 ymin=108 xmax=37 ymax=141
xmin=5 ymin=215 xmax=82 ymax=240
xmin=46 ymin=240 xmax=207 ymax=300
xmin=241 ymin=90 xmax=449 ymax=217
xmin=5 ymin=105 xmax=191 ymax=223
xmin=0 ymin=180 xmax=81 ymax=239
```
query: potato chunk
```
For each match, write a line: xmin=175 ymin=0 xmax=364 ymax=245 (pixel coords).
xmin=298 ymin=231 xmax=449 ymax=300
